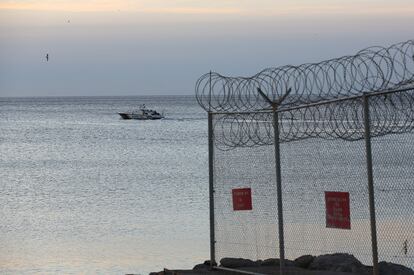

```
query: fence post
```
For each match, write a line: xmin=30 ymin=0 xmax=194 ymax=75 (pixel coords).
xmin=362 ymin=94 xmax=379 ymax=275
xmin=257 ymin=88 xmax=286 ymax=274
xmin=208 ymin=111 xmax=216 ymax=268
xmin=273 ymin=104 xmax=285 ymax=275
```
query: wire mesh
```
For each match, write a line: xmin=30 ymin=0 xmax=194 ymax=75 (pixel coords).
xmin=371 ymin=132 xmax=414 ymax=269
xmin=280 ymin=138 xmax=372 ymax=264
xmin=209 ymin=92 xmax=414 ymax=272
xmin=212 ymin=114 xmax=279 ymax=261
xmin=200 ymin=40 xmax=414 ymax=274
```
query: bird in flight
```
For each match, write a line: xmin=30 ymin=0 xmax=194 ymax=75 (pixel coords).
xmin=46 ymin=54 xmax=49 ymax=61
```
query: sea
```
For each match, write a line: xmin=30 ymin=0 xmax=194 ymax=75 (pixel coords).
xmin=1 ymin=95 xmax=413 ymax=274
xmin=0 ymin=96 xmax=210 ymax=275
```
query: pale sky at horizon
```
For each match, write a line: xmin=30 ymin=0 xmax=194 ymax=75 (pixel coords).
xmin=1 ymin=0 xmax=414 ymax=97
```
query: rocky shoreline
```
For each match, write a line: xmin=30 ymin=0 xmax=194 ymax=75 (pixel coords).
xmin=149 ymin=253 xmax=414 ymax=275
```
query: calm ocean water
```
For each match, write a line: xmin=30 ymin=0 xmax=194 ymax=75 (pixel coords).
xmin=0 ymin=96 xmax=209 ymax=274
xmin=1 ymin=96 xmax=413 ymax=274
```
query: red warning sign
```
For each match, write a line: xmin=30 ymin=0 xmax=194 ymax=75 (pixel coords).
xmin=325 ymin=191 xmax=351 ymax=229
xmin=232 ymin=188 xmax=252 ymax=211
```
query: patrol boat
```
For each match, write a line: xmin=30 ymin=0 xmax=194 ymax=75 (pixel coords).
xmin=118 ymin=105 xmax=164 ymax=120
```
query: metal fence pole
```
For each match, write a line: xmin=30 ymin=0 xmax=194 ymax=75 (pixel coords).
xmin=208 ymin=111 xmax=216 ymax=268
xmin=257 ymin=88 xmax=286 ymax=274
xmin=362 ymin=94 xmax=379 ymax=275
xmin=273 ymin=104 xmax=285 ymax=274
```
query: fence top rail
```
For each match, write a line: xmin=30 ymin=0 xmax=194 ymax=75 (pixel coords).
xmin=196 ymin=39 xmax=414 ymax=113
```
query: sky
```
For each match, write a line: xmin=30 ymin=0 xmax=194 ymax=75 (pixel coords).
xmin=1 ymin=0 xmax=414 ymax=97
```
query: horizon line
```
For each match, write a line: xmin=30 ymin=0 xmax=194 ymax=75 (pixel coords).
xmin=0 ymin=94 xmax=196 ymax=98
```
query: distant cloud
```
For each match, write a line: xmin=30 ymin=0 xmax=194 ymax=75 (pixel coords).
xmin=0 ymin=0 xmax=130 ymax=12
xmin=0 ymin=0 xmax=240 ymax=13
xmin=1 ymin=0 xmax=414 ymax=16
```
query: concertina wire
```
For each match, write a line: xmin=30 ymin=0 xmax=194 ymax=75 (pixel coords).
xmin=195 ymin=40 xmax=414 ymax=150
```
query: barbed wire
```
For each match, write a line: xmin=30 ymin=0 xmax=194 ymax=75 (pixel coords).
xmin=196 ymin=39 xmax=414 ymax=112
xmin=212 ymin=89 xmax=414 ymax=150
xmin=195 ymin=40 xmax=414 ymax=150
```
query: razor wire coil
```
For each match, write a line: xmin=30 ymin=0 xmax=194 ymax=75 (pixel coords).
xmin=196 ymin=40 xmax=414 ymax=150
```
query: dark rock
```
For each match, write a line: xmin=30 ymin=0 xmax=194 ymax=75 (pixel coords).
xmin=219 ymin=258 xmax=260 ymax=268
xmin=309 ymin=253 xmax=365 ymax=273
xmin=193 ymin=263 xmax=210 ymax=271
xmin=203 ymin=260 xmax=217 ymax=266
xmin=261 ymin=258 xmax=280 ymax=266
xmin=260 ymin=258 xmax=294 ymax=267
xmin=379 ymin=261 xmax=414 ymax=275
xmin=294 ymin=255 xmax=315 ymax=269
xmin=193 ymin=260 xmax=217 ymax=270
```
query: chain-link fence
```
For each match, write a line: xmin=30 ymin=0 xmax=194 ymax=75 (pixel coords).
xmin=212 ymin=130 xmax=279 ymax=260
xmin=208 ymin=91 xmax=414 ymax=274
xmin=198 ymin=40 xmax=414 ymax=275
xmin=372 ymin=132 xmax=414 ymax=267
